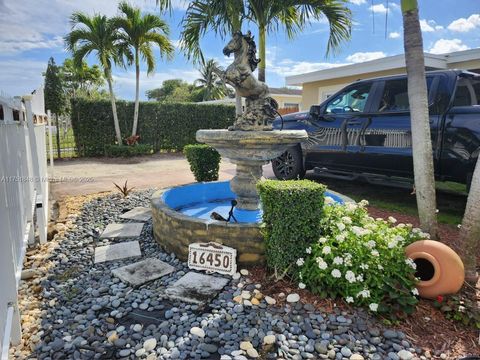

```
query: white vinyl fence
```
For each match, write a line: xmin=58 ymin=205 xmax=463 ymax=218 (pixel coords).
xmin=0 ymin=88 xmax=49 ymax=359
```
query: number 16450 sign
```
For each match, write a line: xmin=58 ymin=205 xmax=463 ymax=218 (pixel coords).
xmin=188 ymin=243 xmax=237 ymax=276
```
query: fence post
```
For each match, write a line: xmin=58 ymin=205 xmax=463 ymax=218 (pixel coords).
xmin=24 ymin=96 xmax=47 ymax=244
xmin=47 ymin=110 xmax=54 ymax=173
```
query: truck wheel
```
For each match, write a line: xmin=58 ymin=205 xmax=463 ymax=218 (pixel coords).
xmin=272 ymin=146 xmax=305 ymax=180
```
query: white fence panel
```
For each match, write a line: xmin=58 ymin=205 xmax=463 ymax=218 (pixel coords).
xmin=0 ymin=88 xmax=48 ymax=359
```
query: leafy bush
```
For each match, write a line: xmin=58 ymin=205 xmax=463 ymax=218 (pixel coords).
xmin=257 ymin=180 xmax=326 ymax=276
xmin=184 ymin=144 xmax=221 ymax=182
xmin=71 ymin=99 xmax=235 ymax=157
xmin=105 ymin=144 xmax=153 ymax=157
xmin=433 ymin=293 xmax=480 ymax=329
xmin=297 ymin=199 xmax=425 ymax=317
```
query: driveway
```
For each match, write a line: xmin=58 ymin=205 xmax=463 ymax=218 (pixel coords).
xmin=49 ymin=153 xmax=275 ymax=200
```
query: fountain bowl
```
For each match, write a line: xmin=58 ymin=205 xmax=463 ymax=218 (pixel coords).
xmin=196 ymin=129 xmax=308 ymax=161
xmin=151 ymin=181 xmax=351 ymax=267
xmin=197 ymin=129 xmax=309 ymax=211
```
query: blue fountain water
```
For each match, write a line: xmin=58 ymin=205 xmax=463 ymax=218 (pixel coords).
xmin=162 ymin=181 xmax=344 ymax=224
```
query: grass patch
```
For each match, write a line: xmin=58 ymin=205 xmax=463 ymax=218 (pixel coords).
xmin=310 ymin=176 xmax=466 ymax=226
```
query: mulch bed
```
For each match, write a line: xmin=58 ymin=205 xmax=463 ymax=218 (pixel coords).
xmin=248 ymin=206 xmax=479 ymax=359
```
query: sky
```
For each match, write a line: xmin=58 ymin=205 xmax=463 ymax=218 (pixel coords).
xmin=0 ymin=0 xmax=479 ymax=100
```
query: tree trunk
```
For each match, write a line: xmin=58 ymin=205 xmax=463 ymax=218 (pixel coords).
xmin=258 ymin=26 xmax=266 ymax=83
xmin=401 ymin=0 xmax=438 ymax=238
xmin=106 ymin=70 xmax=122 ymax=145
xmin=459 ymin=158 xmax=480 ymax=282
xmin=55 ymin=114 xmax=61 ymax=159
xmin=132 ymin=50 xmax=140 ymax=137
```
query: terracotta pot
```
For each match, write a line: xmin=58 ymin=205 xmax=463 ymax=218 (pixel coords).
xmin=405 ymin=240 xmax=464 ymax=299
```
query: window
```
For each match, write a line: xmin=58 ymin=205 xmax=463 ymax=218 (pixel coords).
xmin=453 ymin=78 xmax=480 ymax=106
xmin=325 ymin=83 xmax=372 ymax=114
xmin=377 ymin=79 xmax=409 ymax=112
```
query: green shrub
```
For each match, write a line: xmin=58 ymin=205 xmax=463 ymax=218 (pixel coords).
xmin=105 ymin=144 xmax=154 ymax=157
xmin=71 ymin=99 xmax=235 ymax=157
xmin=257 ymin=179 xmax=326 ymax=276
xmin=297 ymin=199 xmax=425 ymax=316
xmin=184 ymin=144 xmax=221 ymax=182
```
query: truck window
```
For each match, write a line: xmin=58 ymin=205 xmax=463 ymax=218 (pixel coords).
xmin=453 ymin=78 xmax=479 ymax=106
xmin=376 ymin=77 xmax=434 ymax=112
xmin=325 ymin=83 xmax=372 ymax=114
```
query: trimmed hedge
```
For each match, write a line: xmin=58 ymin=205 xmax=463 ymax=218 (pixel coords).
xmin=105 ymin=144 xmax=154 ymax=157
xmin=71 ymin=99 xmax=235 ymax=157
xmin=184 ymin=144 xmax=221 ymax=182
xmin=257 ymin=179 xmax=326 ymax=275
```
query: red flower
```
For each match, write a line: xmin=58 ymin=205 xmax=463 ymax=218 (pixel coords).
xmin=436 ymin=295 xmax=444 ymax=303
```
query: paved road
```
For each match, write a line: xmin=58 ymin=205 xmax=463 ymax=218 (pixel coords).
xmin=49 ymin=153 xmax=275 ymax=200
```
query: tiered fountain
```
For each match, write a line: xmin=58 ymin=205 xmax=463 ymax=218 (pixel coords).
xmin=151 ymin=31 xmax=345 ymax=266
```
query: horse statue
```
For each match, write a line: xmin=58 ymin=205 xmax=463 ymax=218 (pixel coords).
xmin=214 ymin=31 xmax=278 ymax=131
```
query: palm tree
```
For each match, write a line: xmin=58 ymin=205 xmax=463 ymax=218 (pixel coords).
xmin=246 ymin=0 xmax=352 ymax=82
xmin=400 ymin=0 xmax=438 ymax=237
xmin=172 ymin=0 xmax=245 ymax=115
xmin=171 ymin=0 xmax=351 ymax=83
xmin=195 ymin=59 xmax=230 ymax=101
xmin=65 ymin=13 xmax=129 ymax=145
xmin=458 ymin=160 xmax=480 ymax=282
xmin=113 ymin=2 xmax=174 ymax=137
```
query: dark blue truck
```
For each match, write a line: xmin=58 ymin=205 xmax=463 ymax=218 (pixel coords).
xmin=272 ymin=69 xmax=480 ymax=191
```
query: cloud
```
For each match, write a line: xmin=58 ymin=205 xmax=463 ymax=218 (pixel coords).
xmin=447 ymin=14 xmax=480 ymax=32
xmin=429 ymin=39 xmax=469 ymax=54
xmin=349 ymin=0 xmax=366 ymax=5
xmin=389 ymin=31 xmax=401 ymax=39
xmin=346 ymin=51 xmax=386 ymax=63
xmin=369 ymin=4 xmax=388 ymax=14
xmin=0 ymin=59 xmax=47 ymax=96
xmin=420 ymin=19 xmax=434 ymax=32
xmin=268 ymin=58 xmax=349 ymax=78
xmin=369 ymin=2 xmax=399 ymax=14
xmin=0 ymin=0 xmax=146 ymax=55
xmin=0 ymin=36 xmax=64 ymax=54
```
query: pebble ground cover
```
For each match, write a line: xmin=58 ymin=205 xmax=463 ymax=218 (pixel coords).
xmin=13 ymin=191 xmax=449 ymax=360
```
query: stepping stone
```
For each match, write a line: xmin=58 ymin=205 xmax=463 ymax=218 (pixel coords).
xmin=112 ymin=258 xmax=175 ymax=286
xmin=100 ymin=223 xmax=144 ymax=239
xmin=94 ymin=241 xmax=141 ymax=263
xmin=165 ymin=271 xmax=229 ymax=305
xmin=120 ymin=207 xmax=152 ymax=222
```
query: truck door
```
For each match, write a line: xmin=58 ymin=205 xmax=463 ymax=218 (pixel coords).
xmin=441 ymin=74 xmax=480 ymax=184
xmin=305 ymin=81 xmax=375 ymax=170
xmin=356 ymin=76 xmax=438 ymax=176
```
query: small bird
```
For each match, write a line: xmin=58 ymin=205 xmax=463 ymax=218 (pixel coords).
xmin=210 ymin=212 xmax=227 ymax=222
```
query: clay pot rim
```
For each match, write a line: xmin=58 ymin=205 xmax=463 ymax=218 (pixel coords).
xmin=408 ymin=251 xmax=441 ymax=287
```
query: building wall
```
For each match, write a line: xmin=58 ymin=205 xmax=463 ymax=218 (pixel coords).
xmin=301 ymin=67 xmax=408 ymax=110
xmin=447 ymin=59 xmax=480 ymax=71
xmin=300 ymin=58 xmax=480 ymax=110
xmin=270 ymin=94 xmax=302 ymax=109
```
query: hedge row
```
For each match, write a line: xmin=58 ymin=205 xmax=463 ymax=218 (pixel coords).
xmin=71 ymin=99 xmax=235 ymax=157
xmin=257 ymin=179 xmax=326 ymax=275
xmin=184 ymin=144 xmax=221 ymax=182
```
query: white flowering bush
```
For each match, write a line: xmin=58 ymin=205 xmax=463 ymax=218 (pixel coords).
xmin=297 ymin=199 xmax=426 ymax=317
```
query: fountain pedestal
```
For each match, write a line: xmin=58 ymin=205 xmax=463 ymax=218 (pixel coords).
xmin=196 ymin=129 xmax=308 ymax=211
xmin=230 ymin=159 xmax=264 ymax=210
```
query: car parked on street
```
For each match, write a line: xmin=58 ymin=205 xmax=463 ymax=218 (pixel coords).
xmin=272 ymin=70 xmax=480 ymax=191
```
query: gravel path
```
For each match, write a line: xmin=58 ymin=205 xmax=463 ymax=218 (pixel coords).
xmin=15 ymin=191 xmax=426 ymax=360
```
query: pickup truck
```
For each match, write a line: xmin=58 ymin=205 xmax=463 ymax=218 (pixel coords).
xmin=272 ymin=69 xmax=480 ymax=191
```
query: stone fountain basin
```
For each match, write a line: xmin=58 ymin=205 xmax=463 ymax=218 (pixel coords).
xmin=196 ymin=129 xmax=308 ymax=161
xmin=151 ymin=181 xmax=349 ymax=267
